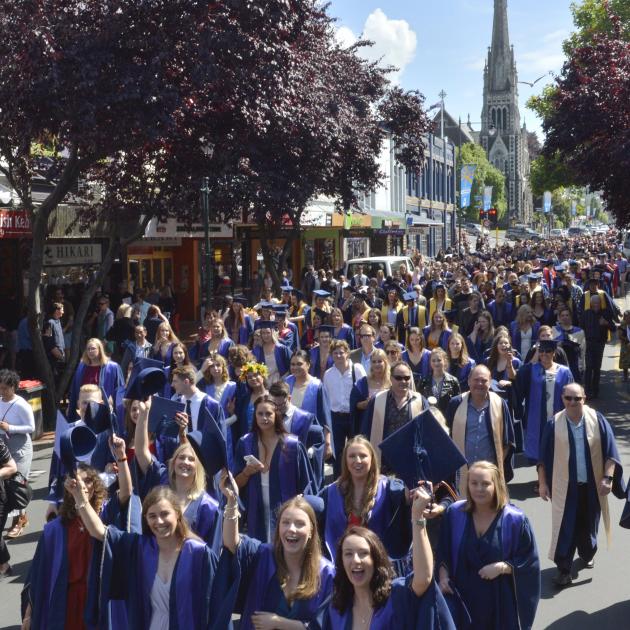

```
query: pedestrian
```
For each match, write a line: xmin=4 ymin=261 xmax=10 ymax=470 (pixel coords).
xmin=0 ymin=369 xmax=35 ymax=539
xmin=618 ymin=310 xmax=630 ymax=382
xmin=0 ymin=438 xmax=17 ymax=579
xmin=538 ymin=382 xmax=625 ymax=587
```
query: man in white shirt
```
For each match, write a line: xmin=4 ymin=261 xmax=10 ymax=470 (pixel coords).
xmin=323 ymin=339 xmax=366 ymax=476
xmin=171 ymin=365 xmax=225 ymax=434
xmin=349 ymin=324 xmax=377 ymax=373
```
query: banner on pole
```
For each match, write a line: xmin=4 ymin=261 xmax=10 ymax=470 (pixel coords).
xmin=571 ymin=201 xmax=577 ymax=216
xmin=543 ymin=191 xmax=552 ymax=213
xmin=483 ymin=186 xmax=493 ymax=212
xmin=460 ymin=165 xmax=476 ymax=208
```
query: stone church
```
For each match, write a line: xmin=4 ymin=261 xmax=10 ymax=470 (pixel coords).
xmin=480 ymin=0 xmax=533 ymax=224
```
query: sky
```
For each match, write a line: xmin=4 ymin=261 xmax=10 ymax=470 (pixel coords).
xmin=327 ymin=0 xmax=576 ymax=141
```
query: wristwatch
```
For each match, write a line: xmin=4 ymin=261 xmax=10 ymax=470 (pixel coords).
xmin=414 ymin=518 xmax=427 ymax=529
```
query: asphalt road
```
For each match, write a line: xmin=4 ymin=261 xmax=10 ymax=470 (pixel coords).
xmin=2 ymin=293 xmax=630 ymax=629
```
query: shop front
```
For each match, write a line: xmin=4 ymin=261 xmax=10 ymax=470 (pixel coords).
xmin=332 ymin=212 xmax=372 ymax=264
xmin=0 ymin=208 xmax=31 ymax=315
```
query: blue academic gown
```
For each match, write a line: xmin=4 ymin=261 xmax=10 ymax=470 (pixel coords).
xmin=509 ymin=321 xmax=541 ymax=357
xmin=309 ymin=346 xmax=334 ymax=377
xmin=230 ymin=535 xmax=334 ymax=630
xmin=323 ymin=579 xmax=455 ymax=630
xmin=487 ymin=300 xmax=515 ymax=328
xmin=349 ymin=376 xmax=371 ymax=437
xmin=437 ymin=501 xmax=540 ymax=630
xmin=253 ymin=344 xmax=292 ymax=379
xmin=203 ymin=380 xmax=238 ymax=466
xmin=67 ymin=361 xmax=124 ymax=421
xmin=402 ymin=349 xmax=432 ymax=387
xmin=334 ymin=323 xmax=355 ymax=349
xmin=227 ymin=314 xmax=254 ymax=345
xmin=232 ymin=433 xmax=315 ymax=542
xmin=278 ymin=322 xmax=299 ymax=353
xmin=87 ymin=528 xmax=236 ymax=630
xmin=284 ymin=375 xmax=333 ymax=437
xmin=319 ymin=476 xmax=411 ymax=561
xmin=422 ymin=326 xmax=452 ymax=351
xmin=516 ymin=362 xmax=573 ymax=461
xmin=539 ymin=413 xmax=625 ymax=568
xmin=465 ymin=335 xmax=493 ymax=365
xmin=22 ymin=495 xmax=142 ymax=630
xmin=448 ymin=359 xmax=475 ymax=392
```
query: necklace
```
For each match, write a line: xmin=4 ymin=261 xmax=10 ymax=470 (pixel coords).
xmin=353 ymin=604 xmax=373 ymax=628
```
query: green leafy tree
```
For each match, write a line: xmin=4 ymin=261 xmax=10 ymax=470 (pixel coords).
xmin=566 ymin=0 xmax=630 ymax=51
xmin=529 ymin=152 xmax=576 ymax=197
xmin=458 ymin=143 xmax=507 ymax=221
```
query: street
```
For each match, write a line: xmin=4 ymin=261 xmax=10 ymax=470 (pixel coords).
xmin=2 ymin=295 xmax=630 ymax=630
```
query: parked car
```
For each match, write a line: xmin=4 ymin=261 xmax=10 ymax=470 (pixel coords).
xmin=550 ymin=228 xmax=564 ymax=238
xmin=344 ymin=256 xmax=416 ymax=281
xmin=464 ymin=222 xmax=482 ymax=236
xmin=506 ymin=226 xmax=533 ymax=241
xmin=568 ymin=226 xmax=589 ymax=237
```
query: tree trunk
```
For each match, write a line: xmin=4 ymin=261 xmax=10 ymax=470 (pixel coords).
xmin=260 ymin=227 xmax=299 ymax=294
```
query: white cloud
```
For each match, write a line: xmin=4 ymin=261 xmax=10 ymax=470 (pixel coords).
xmin=518 ymin=29 xmax=567 ymax=78
xmin=335 ymin=9 xmax=417 ymax=83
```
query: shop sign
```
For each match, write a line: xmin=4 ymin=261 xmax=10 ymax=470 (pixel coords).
xmin=300 ymin=209 xmax=329 ymax=227
xmin=375 ymin=228 xmax=405 ymax=237
xmin=0 ymin=209 xmax=31 ymax=238
xmin=144 ymin=217 xmax=232 ymax=239
xmin=342 ymin=228 xmax=372 ymax=238
xmin=43 ymin=242 xmax=102 ymax=266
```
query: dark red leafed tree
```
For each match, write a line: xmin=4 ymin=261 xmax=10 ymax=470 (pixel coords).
xmin=542 ymin=13 xmax=630 ymax=226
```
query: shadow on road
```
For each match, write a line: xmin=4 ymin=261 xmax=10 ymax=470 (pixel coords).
xmin=545 ymin=600 xmax=630 ymax=629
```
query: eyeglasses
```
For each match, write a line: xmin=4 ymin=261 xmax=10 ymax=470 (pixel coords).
xmin=392 ymin=374 xmax=411 ymax=381
xmin=563 ymin=395 xmax=583 ymax=402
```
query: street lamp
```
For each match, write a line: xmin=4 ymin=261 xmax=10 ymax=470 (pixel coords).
xmin=200 ymin=142 xmax=214 ymax=315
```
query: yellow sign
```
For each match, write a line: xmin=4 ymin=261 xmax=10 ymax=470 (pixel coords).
xmin=28 ymin=397 xmax=42 ymax=413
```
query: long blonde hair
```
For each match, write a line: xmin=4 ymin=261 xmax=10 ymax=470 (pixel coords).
xmin=167 ymin=443 xmax=206 ymax=500
xmin=338 ymin=436 xmax=380 ymax=523
xmin=273 ymin=496 xmax=322 ymax=602
xmin=81 ymin=338 xmax=108 ymax=366
xmin=368 ymin=348 xmax=391 ymax=389
xmin=463 ymin=460 xmax=509 ymax=513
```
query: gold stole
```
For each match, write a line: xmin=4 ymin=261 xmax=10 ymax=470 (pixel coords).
xmin=429 ymin=297 xmax=452 ymax=320
xmin=403 ymin=305 xmax=427 ymax=329
xmin=370 ymin=391 xmax=425 ymax=464
xmin=381 ymin=303 xmax=402 ymax=322
xmin=548 ymin=407 xmax=610 ymax=561
xmin=584 ymin=289 xmax=605 ymax=311
xmin=451 ymin=392 xmax=505 ymax=496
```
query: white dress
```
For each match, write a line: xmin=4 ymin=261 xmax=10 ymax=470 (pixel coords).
xmin=149 ymin=575 xmax=171 ymax=630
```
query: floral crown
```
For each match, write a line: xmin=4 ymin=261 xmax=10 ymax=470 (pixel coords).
xmin=239 ymin=362 xmax=269 ymax=382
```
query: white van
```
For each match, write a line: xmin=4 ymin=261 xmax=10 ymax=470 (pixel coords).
xmin=344 ymin=256 xmax=415 ymax=280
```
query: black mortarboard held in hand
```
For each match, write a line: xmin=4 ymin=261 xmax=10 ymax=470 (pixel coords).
xmin=83 ymin=401 xmax=116 ymax=436
xmin=187 ymin=404 xmax=228 ymax=477
xmin=60 ymin=424 xmax=98 ymax=474
xmin=378 ymin=408 xmax=467 ymax=488
xmin=148 ymin=396 xmax=186 ymax=437
xmin=125 ymin=365 xmax=167 ymax=402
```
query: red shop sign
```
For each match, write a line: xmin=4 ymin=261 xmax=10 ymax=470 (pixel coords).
xmin=0 ymin=209 xmax=31 ymax=238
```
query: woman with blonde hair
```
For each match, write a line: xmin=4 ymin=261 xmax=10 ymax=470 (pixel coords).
xmin=105 ymin=302 xmax=135 ymax=360
xmin=220 ymin=480 xmax=334 ymax=630
xmin=151 ymin=321 xmax=180 ymax=365
xmin=510 ymin=304 xmax=540 ymax=360
xmin=194 ymin=317 xmax=234 ymax=363
xmin=319 ymin=436 xmax=412 ymax=563
xmin=134 ymin=400 xmax=222 ymax=555
xmin=65 ymin=473 xmax=233 ymax=630
xmin=447 ymin=332 xmax=475 ymax=391
xmin=67 ymin=337 xmax=124 ymax=421
xmin=252 ymin=322 xmax=292 ymax=384
xmin=350 ymin=349 xmax=390 ymax=435
xmin=437 ymin=460 xmax=540 ymax=630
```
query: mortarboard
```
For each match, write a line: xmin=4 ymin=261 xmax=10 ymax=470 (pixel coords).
xmin=313 ymin=289 xmax=331 ymax=298
xmin=254 ymin=319 xmax=277 ymax=330
xmin=378 ymin=409 xmax=467 ymax=488
xmin=538 ymin=339 xmax=558 ymax=352
xmin=281 ymin=286 xmax=294 ymax=293
xmin=83 ymin=401 xmax=116 ymax=435
xmin=403 ymin=291 xmax=418 ymax=302
xmin=259 ymin=301 xmax=274 ymax=309
xmin=148 ymin=396 xmax=186 ymax=436
xmin=60 ymin=424 xmax=98 ymax=474
xmin=527 ymin=273 xmax=541 ymax=281
xmin=558 ymin=338 xmax=581 ymax=353
xmin=186 ymin=414 xmax=228 ymax=478
xmin=353 ymin=291 xmax=366 ymax=300
xmin=318 ymin=325 xmax=335 ymax=335
xmin=233 ymin=295 xmax=249 ymax=305
xmin=568 ymin=260 xmax=578 ymax=266
xmin=125 ymin=367 xmax=167 ymax=401
xmin=554 ymin=265 xmax=565 ymax=273
xmin=273 ymin=304 xmax=289 ymax=316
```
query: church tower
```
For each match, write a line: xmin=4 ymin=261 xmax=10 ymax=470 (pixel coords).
xmin=480 ymin=0 xmax=532 ymax=224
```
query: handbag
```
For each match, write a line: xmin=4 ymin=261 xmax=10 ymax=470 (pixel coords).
xmin=4 ymin=472 xmax=33 ymax=511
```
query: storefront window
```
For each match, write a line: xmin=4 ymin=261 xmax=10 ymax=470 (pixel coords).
xmin=346 ymin=238 xmax=368 ymax=260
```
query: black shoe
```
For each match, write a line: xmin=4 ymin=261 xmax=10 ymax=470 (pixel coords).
xmin=554 ymin=570 xmax=572 ymax=587
xmin=580 ymin=557 xmax=595 ymax=569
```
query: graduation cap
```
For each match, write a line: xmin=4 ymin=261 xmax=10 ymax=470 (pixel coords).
xmin=254 ymin=319 xmax=277 ymax=330
xmin=378 ymin=408 xmax=467 ymax=488
xmin=148 ymin=396 xmax=186 ymax=437
xmin=313 ymin=289 xmax=331 ymax=298
xmin=281 ymin=285 xmax=294 ymax=293
xmin=83 ymin=401 xmax=116 ymax=435
xmin=558 ymin=337 xmax=581 ymax=357
xmin=273 ymin=304 xmax=289 ymax=316
xmin=186 ymin=420 xmax=227 ymax=478
xmin=568 ymin=260 xmax=578 ymax=266
xmin=353 ymin=292 xmax=367 ymax=301
xmin=233 ymin=295 xmax=249 ymax=305
xmin=60 ymin=424 xmax=98 ymax=473
xmin=125 ymin=367 xmax=167 ymax=401
xmin=538 ymin=338 xmax=558 ymax=353
xmin=554 ymin=265 xmax=565 ymax=273
xmin=342 ymin=284 xmax=355 ymax=293
xmin=527 ymin=273 xmax=541 ymax=282
xmin=598 ymin=252 xmax=608 ymax=258
xmin=403 ymin=291 xmax=418 ymax=302
xmin=259 ymin=301 xmax=274 ymax=309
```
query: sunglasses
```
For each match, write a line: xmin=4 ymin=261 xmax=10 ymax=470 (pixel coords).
xmin=392 ymin=374 xmax=411 ymax=381
xmin=562 ymin=395 xmax=583 ymax=402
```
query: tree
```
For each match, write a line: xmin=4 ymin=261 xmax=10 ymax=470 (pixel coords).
xmin=458 ymin=143 xmax=507 ymax=222
xmin=526 ymin=131 xmax=542 ymax=161
xmin=529 ymin=152 xmax=577 ymax=197
xmin=565 ymin=0 xmax=630 ymax=51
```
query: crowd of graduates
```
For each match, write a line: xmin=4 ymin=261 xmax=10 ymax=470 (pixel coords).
xmin=4 ymin=227 xmax=630 ymax=629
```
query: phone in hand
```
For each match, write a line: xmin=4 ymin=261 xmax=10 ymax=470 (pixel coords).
xmin=244 ymin=454 xmax=263 ymax=467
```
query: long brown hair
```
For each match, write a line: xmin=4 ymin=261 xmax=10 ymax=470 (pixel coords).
xmin=59 ymin=464 xmax=107 ymax=524
xmin=273 ymin=497 xmax=322 ymax=602
xmin=337 ymin=437 xmax=380 ymax=524
xmin=141 ymin=486 xmax=200 ymax=541
xmin=447 ymin=332 xmax=469 ymax=368
xmin=487 ymin=334 xmax=512 ymax=373
xmin=332 ymin=526 xmax=394 ymax=613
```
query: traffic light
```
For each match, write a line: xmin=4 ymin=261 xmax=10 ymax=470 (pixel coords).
xmin=479 ymin=210 xmax=486 ymax=221
xmin=488 ymin=208 xmax=497 ymax=224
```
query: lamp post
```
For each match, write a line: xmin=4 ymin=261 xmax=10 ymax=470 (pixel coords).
xmin=200 ymin=142 xmax=215 ymax=316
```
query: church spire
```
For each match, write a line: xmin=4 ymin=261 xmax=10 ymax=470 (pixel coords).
xmin=488 ymin=0 xmax=511 ymax=91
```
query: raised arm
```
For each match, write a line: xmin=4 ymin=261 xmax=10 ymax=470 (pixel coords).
xmin=64 ymin=476 xmax=106 ymax=541
xmin=133 ymin=399 xmax=152 ymax=474
xmin=110 ymin=435 xmax=132 ymax=505
xmin=219 ymin=470 xmax=240 ymax=553
xmin=410 ymin=482 xmax=434 ymax=597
